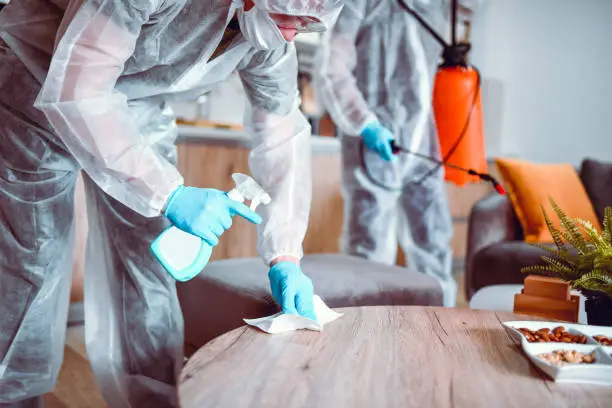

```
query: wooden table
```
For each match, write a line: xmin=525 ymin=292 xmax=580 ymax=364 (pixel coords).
xmin=179 ymin=307 xmax=612 ymax=408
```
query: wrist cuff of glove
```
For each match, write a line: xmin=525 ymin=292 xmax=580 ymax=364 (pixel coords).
xmin=358 ymin=113 xmax=380 ymax=136
xmin=269 ymin=255 xmax=301 ymax=267
xmin=163 ymin=185 xmax=185 ymax=217
xmin=269 ymin=261 xmax=301 ymax=273
xmin=360 ymin=119 xmax=381 ymax=137
xmin=263 ymin=250 xmax=303 ymax=267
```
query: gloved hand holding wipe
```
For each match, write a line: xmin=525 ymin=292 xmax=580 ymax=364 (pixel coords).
xmin=163 ymin=186 xmax=262 ymax=247
xmin=269 ymin=261 xmax=317 ymax=321
xmin=361 ymin=120 xmax=396 ymax=162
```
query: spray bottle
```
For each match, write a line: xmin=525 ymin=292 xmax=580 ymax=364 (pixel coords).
xmin=150 ymin=173 xmax=271 ymax=282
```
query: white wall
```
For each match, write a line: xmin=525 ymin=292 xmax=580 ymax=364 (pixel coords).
xmin=470 ymin=0 xmax=612 ymax=165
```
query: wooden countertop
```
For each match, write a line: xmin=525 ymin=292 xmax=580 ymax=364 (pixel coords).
xmin=176 ymin=125 xmax=340 ymax=154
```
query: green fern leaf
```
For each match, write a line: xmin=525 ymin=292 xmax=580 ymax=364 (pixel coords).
xmin=542 ymin=204 xmax=566 ymax=249
xmin=541 ymin=256 xmax=581 ymax=280
xmin=575 ymin=218 xmax=608 ymax=249
xmin=574 ymin=270 xmax=612 ymax=283
xmin=604 ymin=206 xmax=612 ymax=245
xmin=573 ymin=270 xmax=612 ymax=296
xmin=520 ymin=265 xmax=558 ymax=277
xmin=550 ymin=198 xmax=590 ymax=254
xmin=593 ymin=248 xmax=612 ymax=271
xmin=531 ymin=242 xmax=578 ymax=267
xmin=559 ymin=230 xmax=591 ymax=256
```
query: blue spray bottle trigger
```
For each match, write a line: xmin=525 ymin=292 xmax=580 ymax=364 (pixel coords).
xmin=151 ymin=173 xmax=271 ymax=282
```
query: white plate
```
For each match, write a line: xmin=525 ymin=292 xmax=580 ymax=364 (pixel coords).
xmin=502 ymin=320 xmax=612 ymax=385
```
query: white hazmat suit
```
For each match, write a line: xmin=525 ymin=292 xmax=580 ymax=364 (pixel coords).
xmin=314 ymin=0 xmax=478 ymax=307
xmin=0 ymin=0 xmax=342 ymax=406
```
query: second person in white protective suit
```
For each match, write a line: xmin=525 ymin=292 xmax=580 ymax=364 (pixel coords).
xmin=314 ymin=0 xmax=478 ymax=307
xmin=0 ymin=0 xmax=343 ymax=406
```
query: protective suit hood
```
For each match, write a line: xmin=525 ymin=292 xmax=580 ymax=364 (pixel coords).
xmin=233 ymin=0 xmax=344 ymax=50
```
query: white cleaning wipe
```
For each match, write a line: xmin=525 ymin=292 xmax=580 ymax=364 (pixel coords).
xmin=243 ymin=295 xmax=343 ymax=334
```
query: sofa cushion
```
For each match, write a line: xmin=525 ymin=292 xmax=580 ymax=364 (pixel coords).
xmin=579 ymin=158 xmax=612 ymax=223
xmin=177 ymin=253 xmax=443 ymax=355
xmin=495 ymin=157 xmax=601 ymax=243
xmin=469 ymin=241 xmax=556 ymax=295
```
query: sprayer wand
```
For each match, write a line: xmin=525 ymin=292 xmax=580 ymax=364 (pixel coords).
xmin=389 ymin=140 xmax=506 ymax=195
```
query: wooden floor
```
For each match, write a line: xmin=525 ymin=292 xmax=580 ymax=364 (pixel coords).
xmin=44 ymin=272 xmax=469 ymax=407
xmin=44 ymin=327 xmax=106 ymax=408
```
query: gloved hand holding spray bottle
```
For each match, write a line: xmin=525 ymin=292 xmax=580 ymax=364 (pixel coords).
xmin=151 ymin=173 xmax=271 ymax=282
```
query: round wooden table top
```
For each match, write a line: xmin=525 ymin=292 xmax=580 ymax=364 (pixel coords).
xmin=179 ymin=306 xmax=612 ymax=408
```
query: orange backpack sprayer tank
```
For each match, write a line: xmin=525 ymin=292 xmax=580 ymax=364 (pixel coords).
xmin=398 ymin=0 xmax=489 ymax=187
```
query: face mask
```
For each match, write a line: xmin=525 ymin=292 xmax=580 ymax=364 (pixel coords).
xmin=237 ymin=6 xmax=288 ymax=50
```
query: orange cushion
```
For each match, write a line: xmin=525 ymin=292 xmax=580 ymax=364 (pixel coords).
xmin=495 ymin=157 xmax=601 ymax=243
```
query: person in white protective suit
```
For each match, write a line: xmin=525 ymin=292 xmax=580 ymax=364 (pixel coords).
xmin=0 ymin=0 xmax=343 ymax=406
xmin=314 ymin=0 xmax=478 ymax=308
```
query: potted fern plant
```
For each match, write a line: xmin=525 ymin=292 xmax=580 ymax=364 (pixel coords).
xmin=521 ymin=198 xmax=612 ymax=326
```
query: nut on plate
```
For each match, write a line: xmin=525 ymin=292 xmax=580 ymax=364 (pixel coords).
xmin=593 ymin=335 xmax=612 ymax=346
xmin=537 ymin=350 xmax=596 ymax=366
xmin=517 ymin=326 xmax=587 ymax=344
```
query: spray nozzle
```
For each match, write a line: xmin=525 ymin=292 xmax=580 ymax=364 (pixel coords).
xmin=227 ymin=173 xmax=272 ymax=211
xmin=468 ymin=170 xmax=506 ymax=196
xmin=493 ymin=182 xmax=507 ymax=196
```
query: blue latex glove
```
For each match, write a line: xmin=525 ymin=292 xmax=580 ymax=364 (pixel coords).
xmin=268 ymin=261 xmax=317 ymax=321
xmin=164 ymin=185 xmax=262 ymax=246
xmin=360 ymin=120 xmax=395 ymax=161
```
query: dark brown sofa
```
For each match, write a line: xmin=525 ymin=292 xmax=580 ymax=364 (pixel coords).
xmin=465 ymin=158 xmax=612 ymax=301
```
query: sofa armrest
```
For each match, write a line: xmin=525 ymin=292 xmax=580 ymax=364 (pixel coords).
xmin=465 ymin=193 xmax=522 ymax=299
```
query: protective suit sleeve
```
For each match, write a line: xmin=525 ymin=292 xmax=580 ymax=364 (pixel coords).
xmin=238 ymin=43 xmax=312 ymax=265
xmin=312 ymin=0 xmax=375 ymax=136
xmin=34 ymin=0 xmax=183 ymax=217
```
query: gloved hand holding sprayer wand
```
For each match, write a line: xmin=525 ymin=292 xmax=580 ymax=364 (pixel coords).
xmin=358 ymin=123 xmax=506 ymax=195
